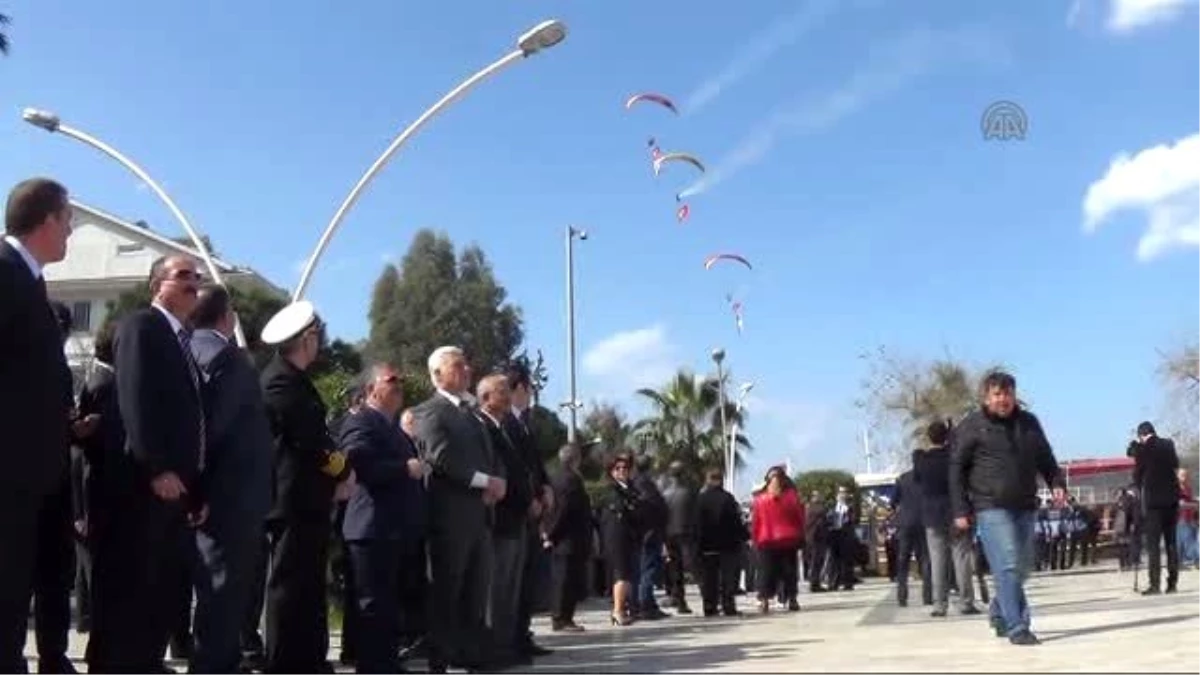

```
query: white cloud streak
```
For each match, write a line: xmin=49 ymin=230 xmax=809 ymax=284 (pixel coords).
xmin=1067 ymin=0 xmax=1198 ymax=32
xmin=582 ymin=324 xmax=679 ymax=394
xmin=679 ymin=25 xmax=1008 ymax=198
xmin=1082 ymin=132 xmax=1200 ymax=261
xmin=682 ymin=0 xmax=840 ymax=116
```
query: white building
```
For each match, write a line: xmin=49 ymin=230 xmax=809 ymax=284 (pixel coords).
xmin=45 ymin=200 xmax=284 ymax=384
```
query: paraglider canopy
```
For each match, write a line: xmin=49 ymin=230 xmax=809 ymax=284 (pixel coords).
xmin=625 ymin=92 xmax=679 ymax=115
xmin=653 ymin=152 xmax=706 ymax=177
xmin=704 ymin=253 xmax=752 ymax=270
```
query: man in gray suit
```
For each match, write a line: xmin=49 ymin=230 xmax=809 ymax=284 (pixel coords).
xmin=412 ymin=346 xmax=506 ymax=673
xmin=187 ymin=285 xmax=275 ymax=673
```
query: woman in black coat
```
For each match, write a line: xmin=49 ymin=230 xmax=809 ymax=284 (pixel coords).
xmin=598 ymin=454 xmax=643 ymax=626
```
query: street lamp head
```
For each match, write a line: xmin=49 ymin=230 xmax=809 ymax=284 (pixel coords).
xmin=711 ymin=348 xmax=726 ymax=364
xmin=571 ymin=227 xmax=588 ymax=241
xmin=22 ymin=107 xmax=61 ymax=133
xmin=518 ymin=19 xmax=567 ymax=56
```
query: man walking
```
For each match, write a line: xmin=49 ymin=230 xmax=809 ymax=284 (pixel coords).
xmin=662 ymin=462 xmax=697 ymax=615
xmin=950 ymin=370 xmax=1064 ymax=646
xmin=693 ymin=469 xmax=746 ymax=617
xmin=1131 ymin=421 xmax=1181 ymax=595
xmin=915 ymin=421 xmax=979 ymax=616
xmin=891 ymin=466 xmax=931 ymax=608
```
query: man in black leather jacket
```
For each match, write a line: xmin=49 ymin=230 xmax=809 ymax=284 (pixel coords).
xmin=950 ymin=370 xmax=1064 ymax=646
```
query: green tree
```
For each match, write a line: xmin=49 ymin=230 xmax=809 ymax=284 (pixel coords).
xmin=366 ymin=230 xmax=524 ymax=380
xmin=528 ymin=405 xmax=569 ymax=467
xmin=169 ymin=234 xmax=217 ymax=258
xmin=632 ymin=369 xmax=751 ymax=482
xmin=0 ymin=14 xmax=10 ymax=55
xmin=793 ymin=469 xmax=859 ymax=504
xmin=580 ymin=403 xmax=633 ymax=481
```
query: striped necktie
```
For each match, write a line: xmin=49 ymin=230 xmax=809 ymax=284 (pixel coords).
xmin=176 ymin=328 xmax=207 ymax=471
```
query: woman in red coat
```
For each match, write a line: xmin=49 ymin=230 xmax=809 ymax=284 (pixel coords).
xmin=751 ymin=466 xmax=805 ymax=613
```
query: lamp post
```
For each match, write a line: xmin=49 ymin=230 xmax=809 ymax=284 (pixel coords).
xmin=729 ymin=381 xmax=754 ymax=493
xmin=712 ymin=348 xmax=730 ymax=490
xmin=563 ymin=225 xmax=587 ymax=443
xmin=292 ymin=19 xmax=568 ymax=301
xmin=21 ymin=107 xmax=247 ymax=347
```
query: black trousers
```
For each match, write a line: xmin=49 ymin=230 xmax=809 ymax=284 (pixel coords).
xmin=514 ymin=527 xmax=540 ymax=650
xmin=427 ymin=525 xmax=491 ymax=668
xmin=192 ymin=524 xmax=262 ymax=674
xmin=396 ymin=536 xmax=428 ymax=649
xmin=334 ymin=528 xmax=359 ymax=663
xmin=86 ymin=478 xmax=193 ymax=673
xmin=33 ymin=478 xmax=75 ymax=665
xmin=804 ymin=539 xmax=827 ymax=590
xmin=0 ymin=489 xmax=42 ymax=673
xmin=831 ymin=530 xmax=856 ymax=589
xmin=894 ymin=524 xmax=930 ymax=605
xmin=239 ymin=533 xmax=269 ymax=658
xmin=697 ymin=551 xmax=739 ymax=614
xmin=664 ymin=535 xmax=693 ymax=606
xmin=757 ymin=547 xmax=798 ymax=601
xmin=74 ymin=536 xmax=92 ymax=631
xmin=550 ymin=551 xmax=587 ymax=624
xmin=347 ymin=539 xmax=402 ymax=674
xmin=264 ymin=517 xmax=332 ymax=673
xmin=1143 ymin=506 xmax=1179 ymax=590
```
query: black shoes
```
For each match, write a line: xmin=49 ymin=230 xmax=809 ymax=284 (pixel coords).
xmin=1008 ymin=630 xmax=1041 ymax=646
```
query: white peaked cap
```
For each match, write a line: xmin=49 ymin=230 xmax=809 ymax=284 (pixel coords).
xmin=261 ymin=300 xmax=318 ymax=346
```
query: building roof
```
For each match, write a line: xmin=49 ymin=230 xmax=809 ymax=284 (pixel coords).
xmin=71 ymin=199 xmax=288 ymax=296
xmin=1060 ymin=457 xmax=1135 ymax=478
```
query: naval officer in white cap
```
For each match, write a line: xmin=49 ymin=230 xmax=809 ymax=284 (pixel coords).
xmin=257 ymin=301 xmax=353 ymax=672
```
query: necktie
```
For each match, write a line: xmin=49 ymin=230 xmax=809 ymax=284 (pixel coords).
xmin=177 ymin=328 xmax=207 ymax=472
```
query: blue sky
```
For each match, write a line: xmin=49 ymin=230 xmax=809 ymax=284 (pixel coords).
xmin=4 ymin=0 xmax=1197 ymax=495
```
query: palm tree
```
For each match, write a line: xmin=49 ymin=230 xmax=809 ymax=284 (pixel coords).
xmin=632 ymin=369 xmax=751 ymax=477
xmin=0 ymin=14 xmax=11 ymax=55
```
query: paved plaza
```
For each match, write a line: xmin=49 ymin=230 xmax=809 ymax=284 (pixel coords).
xmin=33 ymin=561 xmax=1200 ymax=672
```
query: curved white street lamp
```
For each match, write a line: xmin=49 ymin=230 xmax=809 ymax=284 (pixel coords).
xmin=21 ymin=107 xmax=247 ymax=347
xmin=729 ymin=381 xmax=755 ymax=493
xmin=292 ymin=19 xmax=568 ymax=301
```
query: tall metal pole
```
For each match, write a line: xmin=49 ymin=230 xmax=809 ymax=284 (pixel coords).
xmin=713 ymin=348 xmax=729 ymax=490
xmin=564 ymin=226 xmax=583 ymax=443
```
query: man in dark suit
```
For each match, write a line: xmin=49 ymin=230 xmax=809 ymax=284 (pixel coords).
xmin=258 ymin=300 xmax=354 ymax=673
xmin=0 ymin=178 xmax=74 ymax=674
xmin=914 ymin=420 xmax=977 ymax=616
xmin=187 ymin=285 xmax=274 ymax=673
xmin=891 ymin=467 xmax=931 ymax=608
xmin=662 ymin=461 xmax=697 ymax=615
xmin=28 ymin=302 xmax=79 ymax=674
xmin=395 ymin=407 xmax=429 ymax=662
xmin=693 ymin=469 xmax=746 ymax=617
xmin=476 ymin=374 xmax=532 ymax=668
xmin=803 ymin=492 xmax=829 ymax=592
xmin=411 ymin=346 xmax=506 ymax=673
xmin=1131 ymin=421 xmax=1181 ymax=595
xmin=88 ymin=254 xmax=207 ymax=672
xmin=339 ymin=363 xmax=423 ymax=673
xmin=543 ymin=444 xmax=592 ymax=632
xmin=501 ymin=363 xmax=553 ymax=661
xmin=75 ymin=325 xmax=124 ymax=672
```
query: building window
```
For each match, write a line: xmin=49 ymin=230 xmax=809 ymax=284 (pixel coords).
xmin=116 ymin=243 xmax=145 ymax=255
xmin=70 ymin=301 xmax=91 ymax=333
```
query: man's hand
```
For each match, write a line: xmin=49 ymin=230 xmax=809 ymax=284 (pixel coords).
xmin=73 ymin=519 xmax=87 ymax=538
xmin=529 ymin=499 xmax=544 ymax=519
xmin=954 ymin=516 xmax=971 ymax=531
xmin=541 ymin=486 xmax=555 ymax=512
xmin=485 ymin=476 xmax=507 ymax=504
xmin=405 ymin=458 xmax=423 ymax=480
xmin=150 ymin=472 xmax=187 ymax=502
xmin=334 ymin=470 xmax=357 ymax=502
xmin=187 ymin=504 xmax=209 ymax=528
xmin=71 ymin=414 xmax=101 ymax=439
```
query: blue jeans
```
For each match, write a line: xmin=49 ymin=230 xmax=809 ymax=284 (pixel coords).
xmin=637 ymin=538 xmax=664 ymax=611
xmin=975 ymin=509 xmax=1035 ymax=636
xmin=1177 ymin=521 xmax=1199 ymax=565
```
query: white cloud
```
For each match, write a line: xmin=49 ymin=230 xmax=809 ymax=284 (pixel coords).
xmin=679 ymin=24 xmax=1008 ymax=198
xmin=683 ymin=0 xmax=839 ymax=116
xmin=1109 ymin=0 xmax=1197 ymax=31
xmin=582 ymin=324 xmax=678 ymax=395
xmin=1082 ymin=132 xmax=1200 ymax=261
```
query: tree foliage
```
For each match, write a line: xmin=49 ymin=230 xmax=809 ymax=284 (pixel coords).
xmin=632 ymin=369 xmax=751 ymax=483
xmin=1157 ymin=340 xmax=1199 ymax=473
xmin=0 ymin=14 xmax=11 ymax=55
xmin=857 ymin=346 xmax=1009 ymax=471
xmin=793 ymin=469 xmax=859 ymax=504
xmin=366 ymin=230 xmax=523 ymax=381
xmin=580 ymin=403 xmax=634 ymax=481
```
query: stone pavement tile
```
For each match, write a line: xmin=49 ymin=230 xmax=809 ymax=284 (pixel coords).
xmin=30 ymin=562 xmax=1200 ymax=672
